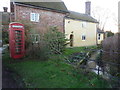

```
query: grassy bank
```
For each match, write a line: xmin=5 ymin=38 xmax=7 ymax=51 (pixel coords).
xmin=64 ymin=46 xmax=98 ymax=56
xmin=3 ymin=46 xmax=110 ymax=88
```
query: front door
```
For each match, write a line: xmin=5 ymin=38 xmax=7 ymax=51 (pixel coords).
xmin=70 ymin=34 xmax=73 ymax=47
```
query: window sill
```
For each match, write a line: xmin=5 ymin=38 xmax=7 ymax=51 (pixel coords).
xmin=31 ymin=21 xmax=39 ymax=23
xmin=82 ymin=40 xmax=86 ymax=41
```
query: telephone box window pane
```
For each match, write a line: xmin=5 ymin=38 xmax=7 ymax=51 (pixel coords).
xmin=16 ymin=34 xmax=22 ymax=37
xmin=16 ymin=48 xmax=21 ymax=52
xmin=16 ymin=46 xmax=22 ymax=48
xmin=15 ymin=30 xmax=22 ymax=40
xmin=16 ymin=52 xmax=20 ymax=54
xmin=15 ymin=37 xmax=21 ymax=40
xmin=16 ymin=36 xmax=22 ymax=38
xmin=14 ymin=30 xmax=23 ymax=54
xmin=15 ymin=30 xmax=22 ymax=33
xmin=16 ymin=35 xmax=22 ymax=37
xmin=16 ymin=43 xmax=22 ymax=45
xmin=16 ymin=40 xmax=22 ymax=42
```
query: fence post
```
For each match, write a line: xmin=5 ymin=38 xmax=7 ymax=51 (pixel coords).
xmin=100 ymin=50 xmax=105 ymax=75
xmin=98 ymin=62 xmax=99 ymax=76
xmin=97 ymin=49 xmax=103 ymax=76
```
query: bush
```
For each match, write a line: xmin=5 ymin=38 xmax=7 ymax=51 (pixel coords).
xmin=26 ymin=42 xmax=49 ymax=60
xmin=25 ymin=26 xmax=68 ymax=60
xmin=44 ymin=27 xmax=68 ymax=54
xmin=2 ymin=30 xmax=9 ymax=44
xmin=106 ymin=31 xmax=114 ymax=37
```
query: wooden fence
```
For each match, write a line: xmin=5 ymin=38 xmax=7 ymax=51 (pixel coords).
xmin=65 ymin=48 xmax=120 ymax=88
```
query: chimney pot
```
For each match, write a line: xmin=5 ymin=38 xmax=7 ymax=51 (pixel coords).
xmin=3 ymin=7 xmax=8 ymax=12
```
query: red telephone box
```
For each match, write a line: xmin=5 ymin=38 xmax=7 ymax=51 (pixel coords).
xmin=9 ymin=22 xmax=25 ymax=59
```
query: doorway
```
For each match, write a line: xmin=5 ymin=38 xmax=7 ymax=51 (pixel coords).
xmin=70 ymin=34 xmax=73 ymax=47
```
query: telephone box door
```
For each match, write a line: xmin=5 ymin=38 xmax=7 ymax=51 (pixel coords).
xmin=9 ymin=22 xmax=25 ymax=59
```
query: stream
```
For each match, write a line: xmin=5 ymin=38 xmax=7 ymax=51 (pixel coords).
xmin=87 ymin=50 xmax=119 ymax=82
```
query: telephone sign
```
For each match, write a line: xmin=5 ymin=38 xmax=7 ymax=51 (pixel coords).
xmin=9 ymin=22 xmax=25 ymax=59
xmin=12 ymin=25 xmax=23 ymax=28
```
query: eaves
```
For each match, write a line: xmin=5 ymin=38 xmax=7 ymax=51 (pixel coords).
xmin=65 ymin=17 xmax=99 ymax=24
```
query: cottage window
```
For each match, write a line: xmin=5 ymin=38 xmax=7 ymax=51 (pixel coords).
xmin=98 ymin=34 xmax=101 ymax=40
xmin=82 ymin=22 xmax=86 ymax=28
xmin=30 ymin=13 xmax=39 ymax=22
xmin=82 ymin=35 xmax=86 ymax=41
xmin=30 ymin=34 xmax=40 ymax=43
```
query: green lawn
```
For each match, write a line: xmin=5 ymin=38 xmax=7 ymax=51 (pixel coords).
xmin=3 ymin=47 xmax=110 ymax=88
xmin=64 ymin=46 xmax=98 ymax=56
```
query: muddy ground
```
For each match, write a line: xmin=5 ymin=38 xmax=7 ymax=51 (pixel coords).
xmin=2 ymin=66 xmax=24 ymax=88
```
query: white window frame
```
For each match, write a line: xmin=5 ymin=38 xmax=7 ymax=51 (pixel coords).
xmin=82 ymin=35 xmax=86 ymax=41
xmin=30 ymin=13 xmax=39 ymax=22
xmin=82 ymin=22 xmax=87 ymax=28
xmin=30 ymin=34 xmax=40 ymax=43
xmin=98 ymin=33 xmax=101 ymax=40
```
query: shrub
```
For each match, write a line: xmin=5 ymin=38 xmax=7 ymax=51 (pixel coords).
xmin=2 ymin=30 xmax=9 ymax=44
xmin=25 ymin=26 xmax=68 ymax=60
xmin=26 ymin=42 xmax=49 ymax=60
xmin=44 ymin=26 xmax=68 ymax=54
xmin=106 ymin=31 xmax=114 ymax=37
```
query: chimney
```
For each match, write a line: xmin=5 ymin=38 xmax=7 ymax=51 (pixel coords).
xmin=3 ymin=7 xmax=8 ymax=12
xmin=85 ymin=1 xmax=91 ymax=15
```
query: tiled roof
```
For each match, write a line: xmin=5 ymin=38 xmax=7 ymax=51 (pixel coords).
xmin=13 ymin=0 xmax=69 ymax=13
xmin=66 ymin=11 xmax=98 ymax=23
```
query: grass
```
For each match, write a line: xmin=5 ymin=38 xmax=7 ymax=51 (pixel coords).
xmin=3 ymin=47 xmax=111 ymax=88
xmin=63 ymin=46 xmax=98 ymax=56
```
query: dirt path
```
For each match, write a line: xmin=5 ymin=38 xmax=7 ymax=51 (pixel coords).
xmin=90 ymin=51 xmax=99 ymax=60
xmin=2 ymin=66 xmax=23 ymax=88
xmin=1 ymin=46 xmax=24 ymax=88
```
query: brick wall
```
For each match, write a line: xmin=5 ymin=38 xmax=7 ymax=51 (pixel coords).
xmin=14 ymin=5 xmax=67 ymax=33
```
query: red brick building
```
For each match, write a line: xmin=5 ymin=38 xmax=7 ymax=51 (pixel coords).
xmin=10 ymin=0 xmax=69 ymax=33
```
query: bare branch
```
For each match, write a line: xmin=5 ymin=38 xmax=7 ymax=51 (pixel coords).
xmin=92 ymin=7 xmax=111 ymax=31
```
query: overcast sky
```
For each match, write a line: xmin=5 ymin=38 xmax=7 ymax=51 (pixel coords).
xmin=0 ymin=0 xmax=119 ymax=33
